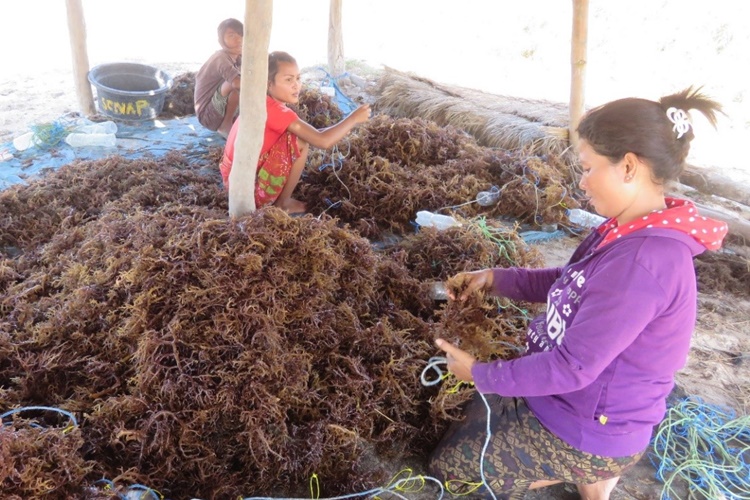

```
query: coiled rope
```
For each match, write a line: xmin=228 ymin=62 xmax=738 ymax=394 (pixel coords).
xmin=420 ymin=356 xmax=497 ymax=499
xmin=650 ymin=396 xmax=750 ymax=500
xmin=30 ymin=121 xmax=72 ymax=149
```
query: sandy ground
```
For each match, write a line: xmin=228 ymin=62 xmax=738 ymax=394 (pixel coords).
xmin=1 ymin=2 xmax=749 ymax=499
xmin=2 ymin=0 xmax=750 ymax=185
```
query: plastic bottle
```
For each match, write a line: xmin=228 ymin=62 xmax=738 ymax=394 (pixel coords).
xmin=415 ymin=210 xmax=461 ymax=230
xmin=65 ymin=133 xmax=117 ymax=148
xmin=75 ymin=121 xmax=118 ymax=135
xmin=476 ymin=185 xmax=501 ymax=206
xmin=13 ymin=131 xmax=35 ymax=151
xmin=319 ymin=86 xmax=336 ymax=98
xmin=566 ymin=208 xmax=606 ymax=228
xmin=429 ymin=282 xmax=449 ymax=301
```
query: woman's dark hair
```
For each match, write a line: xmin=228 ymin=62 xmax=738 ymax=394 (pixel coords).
xmin=217 ymin=18 xmax=243 ymax=49
xmin=268 ymin=51 xmax=297 ymax=85
xmin=577 ymin=86 xmax=723 ymax=182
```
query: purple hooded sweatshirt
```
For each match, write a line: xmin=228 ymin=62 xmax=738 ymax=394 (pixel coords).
xmin=471 ymin=225 xmax=711 ymax=457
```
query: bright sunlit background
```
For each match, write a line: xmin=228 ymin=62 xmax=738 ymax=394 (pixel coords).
xmin=2 ymin=0 xmax=748 ymax=179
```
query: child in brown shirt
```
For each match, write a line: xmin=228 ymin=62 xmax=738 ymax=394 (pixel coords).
xmin=194 ymin=18 xmax=243 ymax=137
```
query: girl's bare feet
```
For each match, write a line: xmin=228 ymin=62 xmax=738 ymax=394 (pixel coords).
xmin=276 ymin=197 xmax=306 ymax=215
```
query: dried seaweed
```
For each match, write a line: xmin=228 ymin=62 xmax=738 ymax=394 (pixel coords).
xmin=300 ymin=116 xmax=578 ymax=239
xmin=387 ymin=220 xmax=544 ymax=282
xmin=0 ymin=119 xmax=559 ymax=497
xmin=695 ymin=251 xmax=750 ymax=297
xmin=290 ymin=87 xmax=344 ymax=129
xmin=0 ymin=422 xmax=101 ymax=499
xmin=160 ymin=72 xmax=196 ymax=118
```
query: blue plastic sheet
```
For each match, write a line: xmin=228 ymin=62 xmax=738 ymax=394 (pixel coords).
xmin=318 ymin=67 xmax=358 ymax=115
xmin=0 ymin=115 xmax=223 ymax=192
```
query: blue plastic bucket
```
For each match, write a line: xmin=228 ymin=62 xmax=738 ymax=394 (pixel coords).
xmin=88 ymin=63 xmax=173 ymax=121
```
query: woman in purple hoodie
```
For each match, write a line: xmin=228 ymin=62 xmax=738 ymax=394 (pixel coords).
xmin=429 ymin=87 xmax=727 ymax=500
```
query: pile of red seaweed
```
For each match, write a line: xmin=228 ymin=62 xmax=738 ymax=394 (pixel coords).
xmin=300 ymin=115 xmax=580 ymax=239
xmin=0 ymin=142 xmax=544 ymax=498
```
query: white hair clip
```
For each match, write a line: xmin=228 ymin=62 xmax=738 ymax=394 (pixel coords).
xmin=666 ymin=107 xmax=691 ymax=139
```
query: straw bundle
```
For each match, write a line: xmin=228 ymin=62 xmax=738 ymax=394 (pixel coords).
xmin=375 ymin=67 xmax=574 ymax=162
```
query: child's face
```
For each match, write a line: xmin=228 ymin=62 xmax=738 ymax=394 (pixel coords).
xmin=223 ymin=29 xmax=243 ymax=56
xmin=268 ymin=62 xmax=301 ymax=104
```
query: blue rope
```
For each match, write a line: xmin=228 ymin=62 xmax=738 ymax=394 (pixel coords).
xmin=649 ymin=396 xmax=750 ymax=500
xmin=1 ymin=405 xmax=78 ymax=429
xmin=315 ymin=66 xmax=358 ymax=115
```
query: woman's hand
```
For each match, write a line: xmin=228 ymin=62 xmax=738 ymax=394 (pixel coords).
xmin=449 ymin=269 xmax=494 ymax=302
xmin=435 ymin=338 xmax=477 ymax=382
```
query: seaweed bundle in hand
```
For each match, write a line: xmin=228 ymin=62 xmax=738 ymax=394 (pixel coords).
xmin=291 ymin=86 xmax=345 ymax=129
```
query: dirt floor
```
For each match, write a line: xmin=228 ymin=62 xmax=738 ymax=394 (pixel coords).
xmin=2 ymin=62 xmax=750 ymax=499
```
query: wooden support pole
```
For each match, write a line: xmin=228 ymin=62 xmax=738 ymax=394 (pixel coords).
xmin=65 ymin=0 xmax=96 ymax=117
xmin=228 ymin=0 xmax=273 ymax=217
xmin=328 ymin=0 xmax=345 ymax=77
xmin=569 ymin=0 xmax=589 ymax=149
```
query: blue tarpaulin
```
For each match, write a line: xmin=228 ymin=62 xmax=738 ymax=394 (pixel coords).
xmin=317 ymin=67 xmax=358 ymax=115
xmin=0 ymin=115 xmax=224 ymax=192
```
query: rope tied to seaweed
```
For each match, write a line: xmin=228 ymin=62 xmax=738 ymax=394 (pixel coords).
xmin=420 ymin=356 xmax=498 ymax=499
xmin=317 ymin=140 xmax=353 ymax=216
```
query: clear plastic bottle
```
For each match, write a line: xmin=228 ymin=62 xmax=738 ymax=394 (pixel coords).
xmin=75 ymin=121 xmax=118 ymax=134
xmin=65 ymin=133 xmax=117 ymax=148
xmin=415 ymin=210 xmax=461 ymax=230
xmin=566 ymin=208 xmax=606 ymax=228
xmin=476 ymin=185 xmax=501 ymax=206
xmin=429 ymin=282 xmax=450 ymax=301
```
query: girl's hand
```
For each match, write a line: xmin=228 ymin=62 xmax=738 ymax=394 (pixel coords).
xmin=350 ymin=104 xmax=371 ymax=124
xmin=435 ymin=338 xmax=476 ymax=382
xmin=448 ymin=269 xmax=494 ymax=302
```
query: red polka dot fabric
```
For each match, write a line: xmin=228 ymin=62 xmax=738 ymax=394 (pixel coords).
xmin=596 ymin=197 xmax=729 ymax=251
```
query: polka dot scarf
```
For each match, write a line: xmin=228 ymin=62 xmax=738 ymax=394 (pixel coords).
xmin=596 ymin=197 xmax=728 ymax=251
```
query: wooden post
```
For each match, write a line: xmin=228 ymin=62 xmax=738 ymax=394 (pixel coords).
xmin=65 ymin=0 xmax=96 ymax=116
xmin=228 ymin=0 xmax=273 ymax=217
xmin=328 ymin=0 xmax=345 ymax=77
xmin=569 ymin=0 xmax=589 ymax=149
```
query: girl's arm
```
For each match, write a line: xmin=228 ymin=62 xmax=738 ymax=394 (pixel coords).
xmin=287 ymin=104 xmax=370 ymax=149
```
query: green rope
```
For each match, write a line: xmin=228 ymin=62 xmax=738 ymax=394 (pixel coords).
xmin=469 ymin=216 xmax=518 ymax=266
xmin=30 ymin=121 xmax=72 ymax=149
xmin=650 ymin=396 xmax=750 ymax=500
